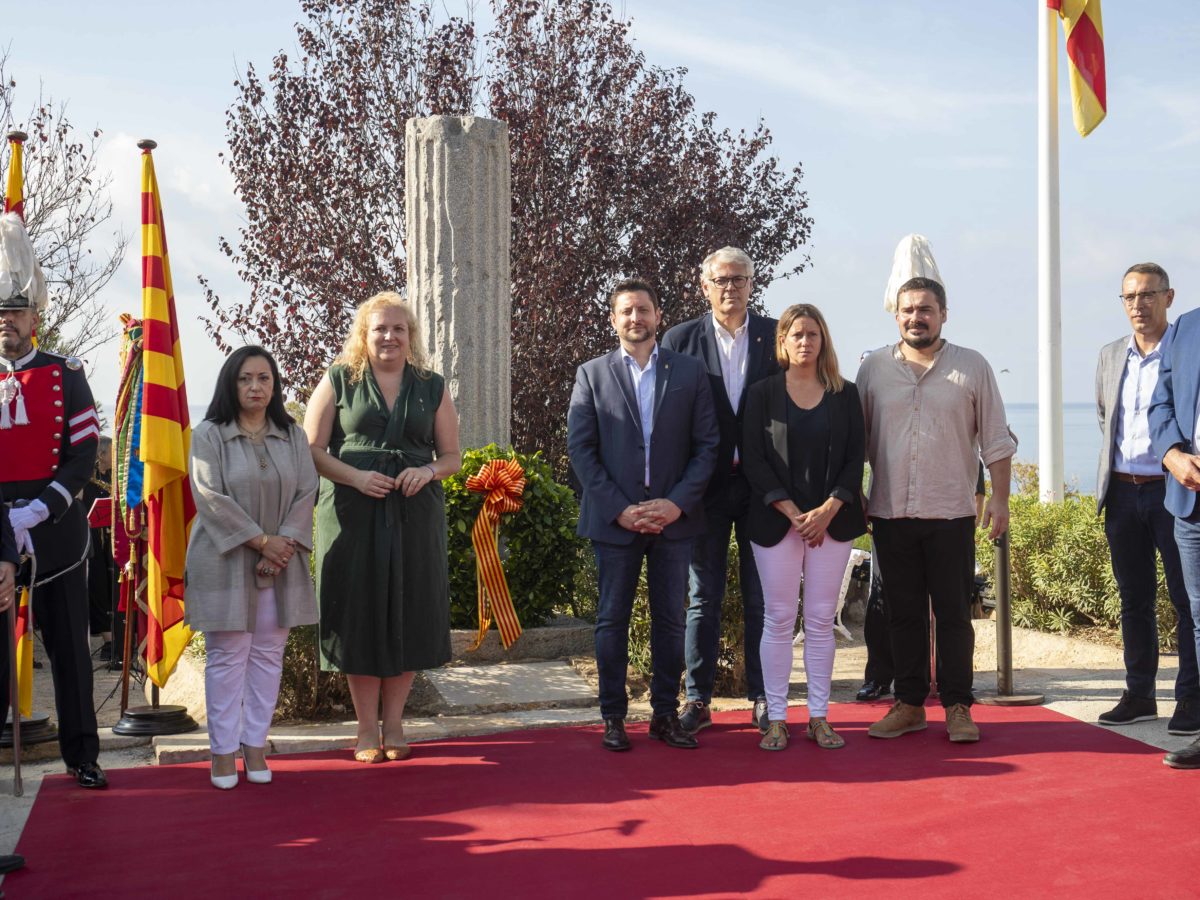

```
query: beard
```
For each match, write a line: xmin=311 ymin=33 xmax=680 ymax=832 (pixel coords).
xmin=0 ymin=332 xmax=32 ymax=359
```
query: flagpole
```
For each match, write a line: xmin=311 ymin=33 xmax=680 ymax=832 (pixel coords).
xmin=1038 ymin=1 xmax=1065 ymax=503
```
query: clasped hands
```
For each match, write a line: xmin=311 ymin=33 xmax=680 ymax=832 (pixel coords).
xmin=774 ymin=498 xmax=839 ymax=547
xmin=618 ymin=499 xmax=682 ymax=534
xmin=1164 ymin=447 xmax=1200 ymax=493
xmin=355 ymin=466 xmax=436 ymax=499
xmin=256 ymin=534 xmax=298 ymax=578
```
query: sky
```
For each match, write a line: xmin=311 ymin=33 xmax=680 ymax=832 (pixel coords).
xmin=5 ymin=1 xmax=1199 ymax=420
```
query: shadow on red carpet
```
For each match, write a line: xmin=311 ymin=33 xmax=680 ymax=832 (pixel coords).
xmin=7 ymin=703 xmax=1197 ymax=898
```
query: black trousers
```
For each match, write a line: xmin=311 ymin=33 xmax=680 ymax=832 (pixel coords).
xmin=871 ymin=516 xmax=977 ymax=707
xmin=0 ymin=563 xmax=99 ymax=767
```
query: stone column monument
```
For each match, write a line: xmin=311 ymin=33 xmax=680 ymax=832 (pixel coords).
xmin=405 ymin=116 xmax=511 ymax=449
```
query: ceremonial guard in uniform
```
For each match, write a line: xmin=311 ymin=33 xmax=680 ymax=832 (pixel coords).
xmin=0 ymin=212 xmax=106 ymax=788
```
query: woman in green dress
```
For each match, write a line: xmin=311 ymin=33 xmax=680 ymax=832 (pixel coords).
xmin=304 ymin=292 xmax=461 ymax=763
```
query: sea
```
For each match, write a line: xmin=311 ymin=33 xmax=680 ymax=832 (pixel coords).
xmin=100 ymin=401 xmax=1102 ymax=496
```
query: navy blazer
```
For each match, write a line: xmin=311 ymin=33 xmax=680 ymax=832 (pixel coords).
xmin=661 ymin=312 xmax=779 ymax=498
xmin=1150 ymin=308 xmax=1200 ymax=518
xmin=567 ymin=347 xmax=719 ymax=545
xmin=741 ymin=373 xmax=867 ymax=547
xmin=0 ymin=485 xmax=16 ymax=567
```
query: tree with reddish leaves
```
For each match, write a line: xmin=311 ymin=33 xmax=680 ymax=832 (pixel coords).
xmin=206 ymin=0 xmax=812 ymax=465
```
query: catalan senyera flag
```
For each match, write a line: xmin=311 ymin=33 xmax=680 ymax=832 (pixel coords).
xmin=4 ymin=131 xmax=24 ymax=219
xmin=138 ymin=145 xmax=196 ymax=688
xmin=1049 ymin=0 xmax=1106 ymax=137
xmin=14 ymin=587 xmax=32 ymax=718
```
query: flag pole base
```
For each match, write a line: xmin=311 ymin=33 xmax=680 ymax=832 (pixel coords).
xmin=976 ymin=692 xmax=1046 ymax=707
xmin=1 ymin=711 xmax=57 ymax=748
xmin=112 ymin=704 xmax=198 ymax=737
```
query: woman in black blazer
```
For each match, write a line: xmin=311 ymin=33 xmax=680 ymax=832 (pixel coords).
xmin=742 ymin=304 xmax=867 ymax=751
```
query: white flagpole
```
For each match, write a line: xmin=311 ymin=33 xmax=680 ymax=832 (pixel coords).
xmin=1038 ymin=2 xmax=1065 ymax=503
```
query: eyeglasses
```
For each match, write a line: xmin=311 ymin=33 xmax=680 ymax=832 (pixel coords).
xmin=1119 ymin=289 xmax=1168 ymax=305
xmin=707 ymin=275 xmax=750 ymax=289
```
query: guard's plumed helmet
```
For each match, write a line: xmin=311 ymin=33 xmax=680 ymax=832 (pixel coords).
xmin=884 ymin=233 xmax=943 ymax=314
xmin=0 ymin=212 xmax=48 ymax=312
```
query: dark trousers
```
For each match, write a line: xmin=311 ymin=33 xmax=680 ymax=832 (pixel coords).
xmin=1105 ymin=478 xmax=1198 ymax=700
xmin=1173 ymin=507 xmax=1200 ymax=676
xmin=684 ymin=474 xmax=765 ymax=702
xmin=863 ymin=572 xmax=894 ymax=685
xmin=592 ymin=533 xmax=693 ymax=718
xmin=0 ymin=564 xmax=99 ymax=767
xmin=871 ymin=516 xmax=977 ymax=708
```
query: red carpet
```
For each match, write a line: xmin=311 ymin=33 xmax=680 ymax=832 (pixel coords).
xmin=8 ymin=704 xmax=1198 ymax=899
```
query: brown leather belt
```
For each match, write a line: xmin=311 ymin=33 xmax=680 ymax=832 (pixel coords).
xmin=1114 ymin=472 xmax=1165 ymax=485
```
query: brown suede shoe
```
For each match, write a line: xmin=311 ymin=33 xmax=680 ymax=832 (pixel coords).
xmin=945 ymin=703 xmax=980 ymax=743
xmin=867 ymin=701 xmax=928 ymax=739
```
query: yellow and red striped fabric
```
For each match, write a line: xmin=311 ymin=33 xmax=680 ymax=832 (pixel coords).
xmin=466 ymin=459 xmax=526 ymax=650
xmin=138 ymin=146 xmax=196 ymax=688
xmin=1049 ymin=0 xmax=1106 ymax=137
xmin=4 ymin=133 xmax=24 ymax=219
xmin=14 ymin=587 xmax=32 ymax=718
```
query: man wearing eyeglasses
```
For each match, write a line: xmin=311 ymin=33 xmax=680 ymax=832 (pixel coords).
xmin=1095 ymin=263 xmax=1198 ymax=741
xmin=1149 ymin=267 xmax=1200 ymax=769
xmin=662 ymin=247 xmax=779 ymax=734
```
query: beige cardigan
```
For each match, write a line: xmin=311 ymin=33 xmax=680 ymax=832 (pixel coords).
xmin=184 ymin=418 xmax=318 ymax=632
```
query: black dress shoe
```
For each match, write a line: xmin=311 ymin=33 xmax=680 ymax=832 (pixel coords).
xmin=67 ymin=761 xmax=108 ymax=789
xmin=752 ymin=698 xmax=769 ymax=734
xmin=602 ymin=718 xmax=631 ymax=752
xmin=648 ymin=714 xmax=699 ymax=749
xmin=1163 ymin=737 xmax=1200 ymax=770
xmin=0 ymin=854 xmax=24 ymax=875
xmin=856 ymin=680 xmax=893 ymax=702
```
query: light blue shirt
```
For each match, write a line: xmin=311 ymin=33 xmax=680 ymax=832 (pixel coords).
xmin=1114 ymin=329 xmax=1170 ymax=476
xmin=621 ymin=344 xmax=658 ymax=487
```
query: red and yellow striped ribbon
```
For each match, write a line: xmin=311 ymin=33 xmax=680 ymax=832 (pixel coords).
xmin=14 ymin=586 xmax=32 ymax=718
xmin=466 ymin=459 xmax=526 ymax=650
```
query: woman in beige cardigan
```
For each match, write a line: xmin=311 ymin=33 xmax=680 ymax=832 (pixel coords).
xmin=186 ymin=346 xmax=318 ymax=789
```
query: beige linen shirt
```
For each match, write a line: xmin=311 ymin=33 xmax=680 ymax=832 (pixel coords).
xmin=857 ymin=340 xmax=1016 ymax=520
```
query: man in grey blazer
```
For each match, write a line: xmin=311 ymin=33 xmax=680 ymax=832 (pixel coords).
xmin=662 ymin=247 xmax=779 ymax=734
xmin=568 ymin=278 xmax=719 ymax=751
xmin=1095 ymin=262 xmax=1198 ymax=736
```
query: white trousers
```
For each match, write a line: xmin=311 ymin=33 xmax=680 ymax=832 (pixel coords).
xmin=752 ymin=531 xmax=853 ymax=721
xmin=204 ymin=588 xmax=289 ymax=755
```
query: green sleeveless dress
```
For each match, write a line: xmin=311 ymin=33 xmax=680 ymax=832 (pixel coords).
xmin=315 ymin=363 xmax=451 ymax=675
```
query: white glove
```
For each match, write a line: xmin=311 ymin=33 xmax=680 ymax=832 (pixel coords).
xmin=9 ymin=499 xmax=49 ymax=532
xmin=14 ymin=526 xmax=34 ymax=556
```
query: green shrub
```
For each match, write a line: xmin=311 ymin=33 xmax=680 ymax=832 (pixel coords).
xmin=444 ymin=444 xmax=585 ymax=630
xmin=975 ymin=463 xmax=1178 ymax=648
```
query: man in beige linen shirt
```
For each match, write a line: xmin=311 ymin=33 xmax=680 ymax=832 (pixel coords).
xmin=857 ymin=276 xmax=1016 ymax=743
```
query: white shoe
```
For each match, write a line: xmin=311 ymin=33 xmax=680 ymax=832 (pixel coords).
xmin=210 ymin=769 xmax=239 ymax=790
xmin=242 ymin=744 xmax=272 ymax=784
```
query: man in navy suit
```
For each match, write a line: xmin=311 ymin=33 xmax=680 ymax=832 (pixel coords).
xmin=568 ymin=278 xmax=719 ymax=751
xmin=662 ymin=247 xmax=778 ymax=733
xmin=1150 ymin=273 xmax=1200 ymax=770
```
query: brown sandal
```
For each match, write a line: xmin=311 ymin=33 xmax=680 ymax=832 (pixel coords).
xmin=806 ymin=717 xmax=845 ymax=750
xmin=759 ymin=721 xmax=789 ymax=751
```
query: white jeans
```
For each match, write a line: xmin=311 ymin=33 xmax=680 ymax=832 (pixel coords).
xmin=204 ymin=588 xmax=289 ymax=755
xmin=753 ymin=531 xmax=854 ymax=721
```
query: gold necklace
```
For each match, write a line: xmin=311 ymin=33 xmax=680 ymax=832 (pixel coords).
xmin=238 ymin=420 xmax=269 ymax=469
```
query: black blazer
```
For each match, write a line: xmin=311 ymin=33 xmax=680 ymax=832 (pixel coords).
xmin=741 ymin=373 xmax=867 ymax=547
xmin=661 ymin=312 xmax=779 ymax=499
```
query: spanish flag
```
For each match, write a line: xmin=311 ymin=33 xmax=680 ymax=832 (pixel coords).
xmin=1048 ymin=0 xmax=1106 ymax=137
xmin=138 ymin=142 xmax=196 ymax=688
xmin=4 ymin=131 xmax=24 ymax=219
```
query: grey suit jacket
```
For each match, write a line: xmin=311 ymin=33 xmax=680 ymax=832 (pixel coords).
xmin=1094 ymin=335 xmax=1129 ymax=513
xmin=1095 ymin=326 xmax=1175 ymax=513
xmin=567 ymin=347 xmax=719 ymax=545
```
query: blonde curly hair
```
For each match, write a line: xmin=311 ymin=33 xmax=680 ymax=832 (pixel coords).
xmin=335 ymin=291 xmax=430 ymax=383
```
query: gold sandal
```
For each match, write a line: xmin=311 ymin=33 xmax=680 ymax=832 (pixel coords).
xmin=353 ymin=747 xmax=385 ymax=764
xmin=759 ymin=721 xmax=789 ymax=751
xmin=806 ymin=717 xmax=845 ymax=750
xmin=383 ymin=744 xmax=412 ymax=761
